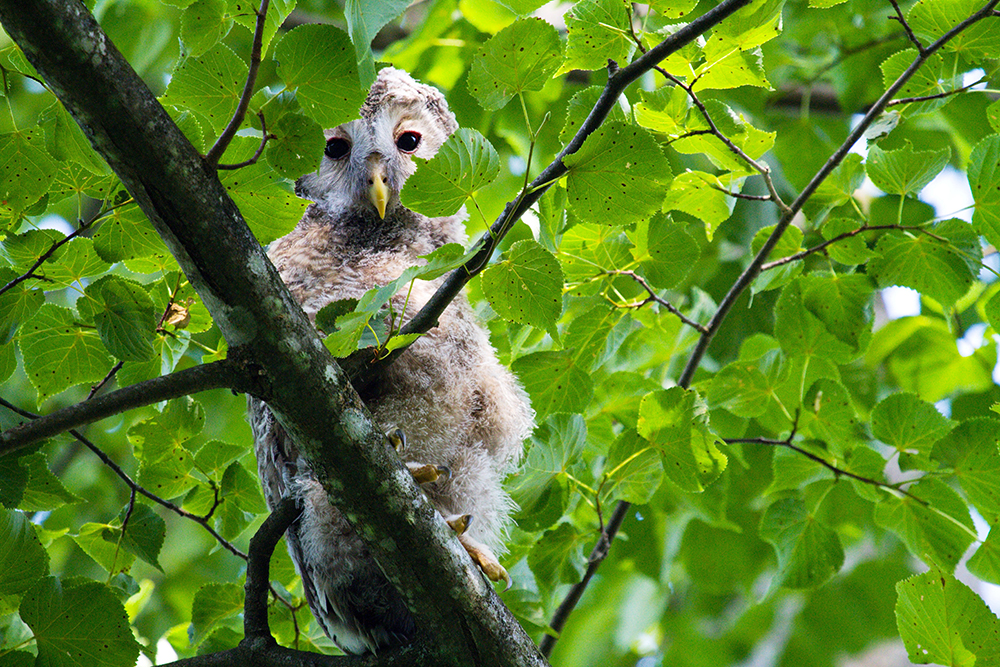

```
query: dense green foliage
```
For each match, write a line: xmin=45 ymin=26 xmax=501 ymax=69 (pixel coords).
xmin=2 ymin=0 xmax=1000 ymax=665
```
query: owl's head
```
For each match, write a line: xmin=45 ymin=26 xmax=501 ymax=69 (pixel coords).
xmin=296 ymin=67 xmax=458 ymax=220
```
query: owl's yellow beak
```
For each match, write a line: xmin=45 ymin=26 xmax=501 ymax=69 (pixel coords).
xmin=368 ymin=162 xmax=390 ymax=219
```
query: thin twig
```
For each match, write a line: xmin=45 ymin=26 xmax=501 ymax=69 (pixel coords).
xmin=887 ymin=76 xmax=988 ymax=107
xmin=87 ymin=361 xmax=124 ymax=400
xmin=760 ymin=223 xmax=947 ymax=270
xmin=604 ymin=269 xmax=708 ymax=333
xmin=204 ymin=0 xmax=271 ymax=167
xmin=217 ymin=111 xmax=272 ymax=170
xmin=0 ymin=219 xmax=93 ymax=297
xmin=709 ymin=183 xmax=773 ymax=202
xmin=888 ymin=0 xmax=926 ymax=54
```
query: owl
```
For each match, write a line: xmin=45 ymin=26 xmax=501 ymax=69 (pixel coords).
xmin=248 ymin=67 xmax=534 ymax=655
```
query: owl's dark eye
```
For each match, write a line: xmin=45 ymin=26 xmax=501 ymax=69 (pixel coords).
xmin=325 ymin=137 xmax=350 ymax=160
xmin=395 ymin=131 xmax=421 ymax=153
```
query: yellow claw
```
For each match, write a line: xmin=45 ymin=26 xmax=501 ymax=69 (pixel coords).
xmin=368 ymin=160 xmax=389 ymax=219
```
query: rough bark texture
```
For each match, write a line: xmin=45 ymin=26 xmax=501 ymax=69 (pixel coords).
xmin=0 ymin=2 xmax=543 ymax=665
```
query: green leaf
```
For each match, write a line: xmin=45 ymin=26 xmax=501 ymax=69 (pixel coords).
xmin=274 ymin=25 xmax=366 ymax=128
xmin=931 ymin=417 xmax=1000 ymax=524
xmin=180 ymin=0 xmax=231 ymax=56
xmin=774 ymin=279 xmax=859 ymax=364
xmin=881 ymin=51 xmax=955 ymax=117
xmin=468 ymin=18 xmax=562 ymax=111
xmin=809 ymin=154 xmax=865 ymax=213
xmin=116 ymin=504 xmax=165 ymax=571
xmin=563 ymin=304 xmax=623 ymax=371
xmin=19 ymin=453 xmax=81 ymax=511
xmin=799 ymin=272 xmax=873 ymax=351
xmin=229 ymin=0 xmax=295 ymax=57
xmin=191 ymin=583 xmax=244 ymax=645
xmin=764 ymin=444 xmax=833 ymax=494
xmin=801 ymin=379 xmax=860 ymax=456
xmin=0 ymin=509 xmax=49 ymax=595
xmin=869 ymin=224 xmax=977 ymax=309
xmin=79 ymin=275 xmax=157 ymax=362
xmin=527 ymin=523 xmax=587 ymax=596
xmin=907 ymin=0 xmax=1000 ymax=61
xmin=0 ymin=267 xmax=42 ymax=343
xmin=161 ymin=44 xmax=247 ymax=135
xmin=562 ymin=86 xmax=627 ymax=145
xmin=760 ymin=498 xmax=844 ymax=589
xmin=128 ymin=398 xmax=206 ymax=462
xmin=872 ymin=393 xmax=953 ymax=463
xmin=565 ymin=122 xmax=671 ymax=226
xmin=401 ymin=128 xmax=500 ymax=217
xmin=73 ymin=521 xmax=136 ymax=574
xmin=874 ymin=478 xmax=975 ymax=571
xmin=969 ymin=134 xmax=1000 ymax=249
xmin=710 ymin=0 xmax=784 ymax=51
xmin=194 ymin=440 xmax=249 ymax=479
xmin=867 ymin=143 xmax=950 ymax=198
xmin=220 ymin=137 xmax=307 ymax=244
xmin=91 ymin=204 xmax=167 ymax=263
xmin=751 ymin=223 xmax=803 ymax=294
xmin=629 ymin=213 xmax=699 ymax=290
xmin=648 ymin=0 xmax=700 ymax=19
xmin=672 ymin=101 xmax=775 ymax=173
xmin=706 ymin=360 xmax=775 ymax=418
xmin=265 ymin=112 xmax=323 ymax=179
xmin=20 ymin=304 xmax=113 ymax=401
xmin=662 ymin=171 xmax=737 ymax=240
xmin=20 ymin=577 xmax=141 ymax=667
xmin=0 ymin=128 xmax=57 ymax=214
xmin=40 ymin=102 xmax=110 ymax=175
xmin=511 ymin=350 xmax=594 ymax=419
xmin=480 ymin=239 xmax=563 ymax=328
xmin=694 ymin=47 xmax=770 ymax=91
xmin=821 ymin=218 xmax=878 ymax=266
xmin=511 ymin=414 xmax=585 ymax=531
xmin=345 ymin=0 xmax=410 ymax=87
xmin=561 ymin=0 xmax=634 ymax=73
xmin=968 ymin=528 xmax=1000 ymax=585
xmin=604 ymin=429 xmax=664 ymax=504
xmin=221 ymin=460 xmax=266 ymax=513
xmin=896 ymin=569 xmax=1000 ymax=667
xmin=38 ymin=238 xmax=111 ymax=289
xmin=638 ymin=387 xmax=727 ymax=492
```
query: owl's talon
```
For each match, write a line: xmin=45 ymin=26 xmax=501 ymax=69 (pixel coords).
xmin=446 ymin=513 xmax=473 ymax=535
xmin=406 ymin=461 xmax=450 ymax=484
xmin=459 ymin=533 xmax=510 ymax=590
xmin=388 ymin=428 xmax=406 ymax=452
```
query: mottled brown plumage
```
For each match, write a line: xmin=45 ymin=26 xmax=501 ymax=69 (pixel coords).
xmin=248 ymin=68 xmax=534 ymax=655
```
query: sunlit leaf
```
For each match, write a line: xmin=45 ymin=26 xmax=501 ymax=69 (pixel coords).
xmin=401 ymin=128 xmax=500 ymax=217
xmin=760 ymin=498 xmax=844 ymax=589
xmin=481 ymin=239 xmax=563 ymax=328
xmin=468 ymin=18 xmax=563 ymax=110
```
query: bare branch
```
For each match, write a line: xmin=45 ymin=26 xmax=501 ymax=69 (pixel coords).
xmin=887 ymin=76 xmax=988 ymax=107
xmin=204 ymin=0 xmax=270 ymax=167
xmin=0 ymin=218 xmax=93 ymax=297
xmin=245 ymin=496 xmax=300 ymax=640
xmin=0 ymin=359 xmax=241 ymax=457
xmin=888 ymin=0 xmax=927 ymax=54
xmin=218 ymin=111 xmax=272 ymax=170
xmin=604 ymin=269 xmax=708 ymax=333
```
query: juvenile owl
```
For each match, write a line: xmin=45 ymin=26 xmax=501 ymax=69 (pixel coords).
xmin=248 ymin=67 xmax=534 ymax=655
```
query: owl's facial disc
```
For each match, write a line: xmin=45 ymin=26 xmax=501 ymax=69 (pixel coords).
xmin=367 ymin=159 xmax=390 ymax=219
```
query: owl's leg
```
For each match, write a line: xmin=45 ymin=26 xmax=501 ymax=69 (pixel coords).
xmin=388 ymin=428 xmax=451 ymax=484
xmin=444 ymin=513 xmax=510 ymax=589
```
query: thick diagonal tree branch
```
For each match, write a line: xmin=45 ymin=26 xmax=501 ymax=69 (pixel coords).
xmin=0 ymin=2 xmax=542 ymax=666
